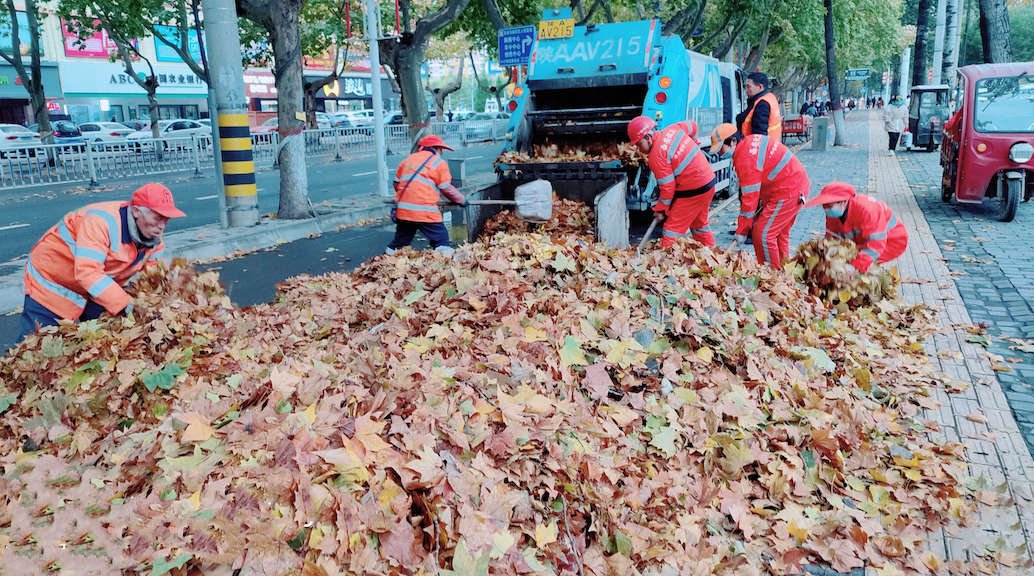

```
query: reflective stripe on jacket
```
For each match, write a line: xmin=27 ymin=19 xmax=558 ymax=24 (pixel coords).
xmin=742 ymin=91 xmax=782 ymax=141
xmin=732 ymin=134 xmax=810 ymax=235
xmin=825 ymin=193 xmax=908 ymax=272
xmin=648 ymin=121 xmax=716 ymax=213
xmin=25 ymin=201 xmax=164 ymax=320
xmin=394 ymin=150 xmax=452 ymax=223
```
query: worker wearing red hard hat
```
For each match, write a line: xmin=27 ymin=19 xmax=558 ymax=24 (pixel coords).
xmin=18 ymin=183 xmax=185 ymax=342
xmin=710 ymin=123 xmax=809 ymax=268
xmin=627 ymin=116 xmax=717 ymax=248
xmin=804 ymin=182 xmax=908 ymax=275
xmin=387 ymin=134 xmax=466 ymax=255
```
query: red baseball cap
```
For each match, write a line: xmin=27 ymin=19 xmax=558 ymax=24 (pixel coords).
xmin=804 ymin=182 xmax=856 ymax=207
xmin=132 ymin=183 xmax=186 ymax=218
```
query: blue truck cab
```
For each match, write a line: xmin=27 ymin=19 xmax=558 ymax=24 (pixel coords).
xmin=467 ymin=15 xmax=730 ymax=246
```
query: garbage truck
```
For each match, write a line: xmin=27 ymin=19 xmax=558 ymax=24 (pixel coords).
xmin=466 ymin=14 xmax=730 ymax=247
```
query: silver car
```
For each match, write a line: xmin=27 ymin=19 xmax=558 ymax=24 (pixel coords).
xmin=0 ymin=124 xmax=42 ymax=157
xmin=127 ymin=119 xmax=212 ymax=150
xmin=79 ymin=121 xmax=134 ymax=143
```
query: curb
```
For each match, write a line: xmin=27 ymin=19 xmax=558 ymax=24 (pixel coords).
xmin=0 ymin=173 xmax=499 ymax=316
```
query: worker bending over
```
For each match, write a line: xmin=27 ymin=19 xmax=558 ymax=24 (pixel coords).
xmin=19 ymin=183 xmax=185 ymax=342
xmin=804 ymin=182 xmax=908 ymax=275
xmin=388 ymin=135 xmax=466 ymax=255
xmin=627 ymin=116 xmax=716 ymax=247
xmin=710 ymin=123 xmax=810 ymax=267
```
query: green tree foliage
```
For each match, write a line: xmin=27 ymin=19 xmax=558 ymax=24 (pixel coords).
xmin=959 ymin=2 xmax=1032 ymax=64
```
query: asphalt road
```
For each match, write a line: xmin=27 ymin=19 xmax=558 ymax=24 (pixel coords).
xmin=0 ymin=142 xmax=504 ymax=264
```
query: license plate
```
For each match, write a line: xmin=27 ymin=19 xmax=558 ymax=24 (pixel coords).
xmin=538 ymin=18 xmax=574 ymax=40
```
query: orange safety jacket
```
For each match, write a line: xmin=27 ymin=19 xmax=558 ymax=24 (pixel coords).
xmin=825 ymin=193 xmax=908 ymax=273
xmin=732 ymin=134 xmax=810 ymax=235
xmin=393 ymin=150 xmax=458 ymax=223
xmin=741 ymin=91 xmax=782 ymax=141
xmin=649 ymin=121 xmax=716 ymax=214
xmin=24 ymin=201 xmax=165 ymax=320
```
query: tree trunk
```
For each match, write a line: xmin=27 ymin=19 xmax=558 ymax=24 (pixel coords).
xmin=270 ymin=2 xmax=310 ymax=218
xmin=428 ymin=58 xmax=464 ymax=121
xmin=823 ymin=0 xmax=845 ymax=146
xmin=913 ymin=0 xmax=933 ymax=87
xmin=941 ymin=0 xmax=959 ymax=85
xmin=711 ymin=15 xmax=749 ymax=61
xmin=479 ymin=0 xmax=506 ymax=30
xmin=1 ymin=0 xmax=52 ymax=144
xmin=977 ymin=0 xmax=1012 ymax=63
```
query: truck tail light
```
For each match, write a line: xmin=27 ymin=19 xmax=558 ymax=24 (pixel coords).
xmin=513 ymin=86 xmax=523 ymax=97
xmin=659 ymin=76 xmax=672 ymax=89
xmin=508 ymin=100 xmax=518 ymax=112
xmin=655 ymin=92 xmax=667 ymax=104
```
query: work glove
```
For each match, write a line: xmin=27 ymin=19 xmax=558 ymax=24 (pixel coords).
xmin=461 ymin=199 xmax=469 ymax=207
xmin=653 ymin=210 xmax=667 ymax=223
xmin=734 ymin=234 xmax=748 ymax=246
xmin=122 ymin=302 xmax=134 ymax=316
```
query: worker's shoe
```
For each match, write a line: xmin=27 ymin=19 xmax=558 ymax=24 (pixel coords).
xmin=888 ymin=150 xmax=895 ymax=156
xmin=385 ymin=247 xmax=396 ymax=255
xmin=434 ymin=246 xmax=455 ymax=256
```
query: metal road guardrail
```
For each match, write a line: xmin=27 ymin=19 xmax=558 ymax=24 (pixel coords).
xmin=0 ymin=119 xmax=512 ymax=190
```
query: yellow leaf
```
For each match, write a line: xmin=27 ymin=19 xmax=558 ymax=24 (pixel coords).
xmin=524 ymin=326 xmax=548 ymax=342
xmin=354 ymin=414 xmax=391 ymax=452
xmin=787 ymin=519 xmax=809 ymax=544
xmin=305 ymin=403 xmax=317 ymax=425
xmin=179 ymin=412 xmax=215 ymax=443
xmin=697 ymin=347 xmax=713 ymax=363
xmin=904 ymin=469 xmax=921 ymax=481
xmin=534 ymin=521 xmax=558 ymax=547
xmin=753 ymin=310 xmax=768 ymax=322
xmin=189 ymin=490 xmax=201 ymax=511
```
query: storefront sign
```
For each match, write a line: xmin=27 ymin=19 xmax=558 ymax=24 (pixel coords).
xmin=59 ymin=61 xmax=207 ymax=96
xmin=0 ymin=11 xmax=41 ymax=57
xmin=154 ymin=25 xmax=205 ymax=63
xmin=47 ymin=102 xmax=61 ymax=111
xmin=243 ymin=70 xmax=278 ymax=98
xmin=304 ymin=50 xmax=336 ymax=71
xmin=61 ymin=20 xmax=136 ymax=58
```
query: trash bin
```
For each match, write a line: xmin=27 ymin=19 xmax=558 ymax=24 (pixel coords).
xmin=812 ymin=117 xmax=829 ymax=151
xmin=448 ymin=158 xmax=466 ymax=187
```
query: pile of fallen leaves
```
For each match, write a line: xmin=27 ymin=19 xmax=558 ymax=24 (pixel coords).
xmin=497 ymin=140 xmax=640 ymax=165
xmin=480 ymin=197 xmax=594 ymax=238
xmin=793 ymin=237 xmax=900 ymax=309
xmin=0 ymin=235 xmax=1018 ymax=576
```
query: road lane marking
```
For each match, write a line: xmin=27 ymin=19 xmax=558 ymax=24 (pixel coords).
xmin=353 ymin=171 xmax=376 ymax=176
xmin=196 ymin=195 xmax=218 ymax=200
xmin=0 ymin=223 xmax=29 ymax=231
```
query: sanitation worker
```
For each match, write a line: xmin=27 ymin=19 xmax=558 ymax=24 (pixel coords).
xmin=18 ymin=183 xmax=185 ymax=341
xmin=804 ymin=182 xmax=908 ymax=275
xmin=710 ymin=123 xmax=810 ymax=268
xmin=387 ymin=134 xmax=466 ymax=255
xmin=735 ymin=72 xmax=782 ymax=141
xmin=627 ymin=116 xmax=716 ymax=247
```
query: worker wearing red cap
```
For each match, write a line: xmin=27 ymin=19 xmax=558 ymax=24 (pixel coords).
xmin=388 ymin=134 xmax=466 ymax=255
xmin=710 ymin=123 xmax=809 ymax=267
xmin=804 ymin=182 xmax=908 ymax=275
xmin=18 ymin=182 xmax=186 ymax=341
xmin=627 ymin=116 xmax=716 ymax=248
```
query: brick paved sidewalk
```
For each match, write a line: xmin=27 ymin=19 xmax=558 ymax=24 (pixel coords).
xmin=710 ymin=111 xmax=1034 ymax=571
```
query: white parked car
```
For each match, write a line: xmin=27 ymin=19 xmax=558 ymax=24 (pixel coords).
xmin=78 ymin=121 xmax=133 ymax=143
xmin=127 ymin=119 xmax=211 ymax=149
xmin=0 ymin=124 xmax=42 ymax=156
xmin=336 ymin=110 xmax=374 ymax=127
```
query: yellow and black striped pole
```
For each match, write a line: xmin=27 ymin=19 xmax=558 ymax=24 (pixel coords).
xmin=217 ymin=113 xmax=258 ymax=224
xmin=202 ymin=0 xmax=258 ymax=227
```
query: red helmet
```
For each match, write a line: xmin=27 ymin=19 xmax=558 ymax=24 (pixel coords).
xmin=627 ymin=116 xmax=656 ymax=146
xmin=418 ymin=134 xmax=453 ymax=151
xmin=804 ymin=182 xmax=856 ymax=207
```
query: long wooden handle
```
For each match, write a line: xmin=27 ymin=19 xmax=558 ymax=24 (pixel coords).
xmin=637 ymin=219 xmax=659 ymax=256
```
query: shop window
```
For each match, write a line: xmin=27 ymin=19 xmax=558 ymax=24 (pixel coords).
xmin=183 ymin=105 xmax=198 ymax=119
xmin=105 ymin=106 xmax=124 ymax=123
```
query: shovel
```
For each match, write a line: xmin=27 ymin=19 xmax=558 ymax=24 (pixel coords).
xmin=634 ymin=218 xmax=660 ymax=265
xmin=446 ymin=179 xmax=554 ymax=223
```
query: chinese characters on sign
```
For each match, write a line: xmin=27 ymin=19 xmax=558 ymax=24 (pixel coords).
xmin=109 ymin=72 xmax=204 ymax=86
xmin=153 ymin=25 xmax=205 ymax=63
xmin=61 ymin=20 xmax=135 ymax=58
xmin=497 ymin=26 xmax=536 ymax=67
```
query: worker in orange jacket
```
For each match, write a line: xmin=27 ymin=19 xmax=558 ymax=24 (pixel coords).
xmin=388 ymin=134 xmax=466 ymax=256
xmin=18 ymin=183 xmax=185 ymax=341
xmin=627 ymin=116 xmax=716 ymax=248
xmin=804 ymin=182 xmax=908 ymax=275
xmin=710 ymin=123 xmax=810 ymax=268
xmin=735 ymin=72 xmax=782 ymax=141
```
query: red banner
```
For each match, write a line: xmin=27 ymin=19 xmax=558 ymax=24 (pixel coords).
xmin=62 ymin=20 xmax=135 ymax=58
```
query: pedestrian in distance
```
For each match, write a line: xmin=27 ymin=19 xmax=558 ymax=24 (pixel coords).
xmin=882 ymin=95 xmax=908 ymax=156
xmin=627 ymin=116 xmax=717 ymax=248
xmin=735 ymin=72 xmax=782 ymax=141
xmin=710 ymin=123 xmax=810 ymax=268
xmin=17 ymin=183 xmax=186 ymax=343
xmin=387 ymin=134 xmax=466 ymax=256
xmin=804 ymin=182 xmax=908 ymax=276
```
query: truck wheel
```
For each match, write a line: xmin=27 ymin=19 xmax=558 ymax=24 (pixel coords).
xmin=997 ymin=178 xmax=1021 ymax=222
xmin=941 ymin=184 xmax=953 ymax=202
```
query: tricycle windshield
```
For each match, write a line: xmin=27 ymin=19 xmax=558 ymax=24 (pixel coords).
xmin=973 ymin=75 xmax=1034 ymax=133
xmin=910 ymin=90 xmax=949 ymax=121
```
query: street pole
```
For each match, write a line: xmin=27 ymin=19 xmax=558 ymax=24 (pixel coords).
xmin=931 ymin=0 xmax=947 ymax=85
xmin=366 ymin=0 xmax=391 ymax=198
xmin=899 ymin=46 xmax=911 ymax=100
xmin=202 ymin=0 xmax=259 ymax=227
xmin=207 ymin=90 xmax=228 ymax=229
